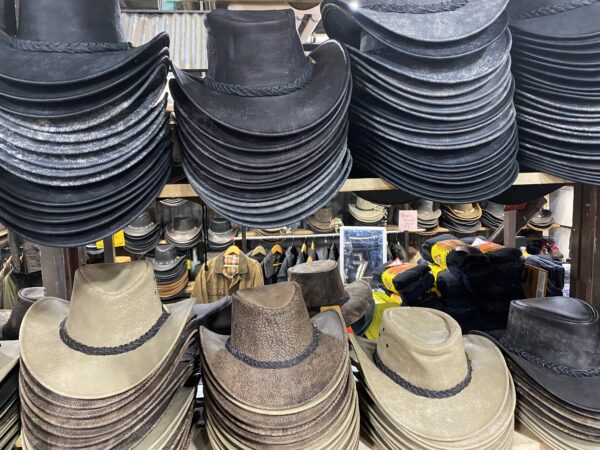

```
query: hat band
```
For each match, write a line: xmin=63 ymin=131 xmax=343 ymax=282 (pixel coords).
xmin=373 ymin=350 xmax=473 ymax=398
xmin=307 ymin=292 xmax=350 ymax=313
xmin=9 ymin=38 xmax=132 ymax=53
xmin=511 ymin=0 xmax=598 ymax=20
xmin=226 ymin=325 xmax=320 ymax=369
xmin=500 ymin=337 xmax=600 ymax=378
xmin=202 ymin=59 xmax=315 ymax=98
xmin=59 ymin=309 xmax=170 ymax=356
xmin=359 ymin=0 xmax=468 ymax=14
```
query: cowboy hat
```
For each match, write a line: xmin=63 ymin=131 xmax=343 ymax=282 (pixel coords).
xmin=19 ymin=261 xmax=194 ymax=399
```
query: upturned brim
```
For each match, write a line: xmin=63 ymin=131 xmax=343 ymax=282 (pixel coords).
xmin=351 ymin=333 xmax=513 ymax=441
xmin=325 ymin=0 xmax=508 ymax=43
xmin=200 ymin=309 xmax=347 ymax=411
xmin=172 ymin=40 xmax=350 ymax=137
xmin=347 ymin=204 xmax=385 ymax=224
xmin=0 ymin=340 xmax=19 ymax=382
xmin=480 ymin=330 xmax=600 ymax=413
xmin=19 ymin=297 xmax=194 ymax=399
xmin=444 ymin=204 xmax=483 ymax=221
xmin=342 ymin=280 xmax=374 ymax=326
xmin=0 ymin=32 xmax=169 ymax=85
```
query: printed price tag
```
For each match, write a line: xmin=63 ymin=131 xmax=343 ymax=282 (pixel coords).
xmin=397 ymin=210 xmax=418 ymax=232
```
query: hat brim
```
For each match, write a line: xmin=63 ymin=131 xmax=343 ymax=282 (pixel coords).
xmin=172 ymin=40 xmax=350 ymax=137
xmin=481 ymin=330 xmax=600 ymax=413
xmin=330 ymin=0 xmax=508 ymax=43
xmin=0 ymin=341 xmax=19 ymax=382
xmin=19 ymin=297 xmax=194 ymax=399
xmin=0 ymin=32 xmax=169 ymax=85
xmin=342 ymin=280 xmax=374 ymax=325
xmin=200 ymin=309 xmax=348 ymax=411
xmin=351 ymin=333 xmax=513 ymax=441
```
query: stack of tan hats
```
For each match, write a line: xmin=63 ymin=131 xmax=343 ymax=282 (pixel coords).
xmin=0 ymin=341 xmax=20 ymax=449
xmin=18 ymin=261 xmax=197 ymax=449
xmin=352 ymin=307 xmax=516 ymax=449
xmin=200 ymin=282 xmax=360 ymax=449
xmin=440 ymin=203 xmax=483 ymax=234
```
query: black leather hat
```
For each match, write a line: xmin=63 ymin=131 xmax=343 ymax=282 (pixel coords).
xmin=0 ymin=0 xmax=168 ymax=85
xmin=483 ymin=297 xmax=600 ymax=413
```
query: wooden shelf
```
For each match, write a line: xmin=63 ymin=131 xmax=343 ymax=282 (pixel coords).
xmin=159 ymin=173 xmax=574 ymax=198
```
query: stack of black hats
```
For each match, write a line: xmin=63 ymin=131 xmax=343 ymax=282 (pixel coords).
xmin=124 ymin=210 xmax=162 ymax=255
xmin=322 ymin=0 xmax=519 ymax=202
xmin=207 ymin=217 xmax=238 ymax=251
xmin=509 ymin=0 xmax=600 ymax=183
xmin=0 ymin=0 xmax=171 ymax=247
xmin=150 ymin=244 xmax=189 ymax=301
xmin=165 ymin=217 xmax=202 ymax=252
xmin=0 ymin=341 xmax=19 ymax=450
xmin=411 ymin=200 xmax=441 ymax=232
xmin=481 ymin=201 xmax=505 ymax=229
xmin=528 ymin=208 xmax=555 ymax=231
xmin=483 ymin=297 xmax=600 ymax=449
xmin=171 ymin=9 xmax=352 ymax=228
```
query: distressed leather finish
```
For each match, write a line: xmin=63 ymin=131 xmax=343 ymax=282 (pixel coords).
xmin=1 ymin=287 xmax=44 ymax=340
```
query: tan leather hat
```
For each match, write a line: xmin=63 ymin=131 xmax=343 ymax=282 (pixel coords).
xmin=442 ymin=203 xmax=483 ymax=221
xmin=351 ymin=307 xmax=514 ymax=445
xmin=19 ymin=261 xmax=194 ymax=399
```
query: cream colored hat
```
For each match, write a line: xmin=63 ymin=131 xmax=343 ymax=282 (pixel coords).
xmin=351 ymin=307 xmax=513 ymax=443
xmin=0 ymin=341 xmax=19 ymax=382
xmin=348 ymin=196 xmax=387 ymax=223
xmin=19 ymin=261 xmax=194 ymax=399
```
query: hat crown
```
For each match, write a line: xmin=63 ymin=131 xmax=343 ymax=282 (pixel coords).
xmin=17 ymin=0 xmax=124 ymax=43
xmin=378 ymin=308 xmax=469 ymax=391
xmin=503 ymin=297 xmax=600 ymax=369
xmin=288 ymin=260 xmax=346 ymax=308
xmin=314 ymin=207 xmax=333 ymax=223
xmin=210 ymin=217 xmax=232 ymax=234
xmin=154 ymin=244 xmax=178 ymax=265
xmin=128 ymin=211 xmax=154 ymax=230
xmin=64 ymin=262 xmax=163 ymax=348
xmin=356 ymin=196 xmax=376 ymax=211
xmin=230 ymin=282 xmax=315 ymax=363
xmin=205 ymin=9 xmax=309 ymax=88
xmin=18 ymin=286 xmax=45 ymax=304
xmin=173 ymin=217 xmax=196 ymax=233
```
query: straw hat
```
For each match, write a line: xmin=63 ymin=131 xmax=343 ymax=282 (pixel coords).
xmin=19 ymin=261 xmax=194 ymax=399
xmin=348 ymin=196 xmax=387 ymax=223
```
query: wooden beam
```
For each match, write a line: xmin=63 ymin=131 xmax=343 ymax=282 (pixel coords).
xmin=40 ymin=247 xmax=83 ymax=300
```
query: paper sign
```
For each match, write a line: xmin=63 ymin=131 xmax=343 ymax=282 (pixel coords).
xmin=397 ymin=210 xmax=418 ymax=232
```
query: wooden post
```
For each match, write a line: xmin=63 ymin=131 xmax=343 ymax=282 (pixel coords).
xmin=503 ymin=210 xmax=517 ymax=248
xmin=570 ymin=184 xmax=600 ymax=307
xmin=103 ymin=236 xmax=116 ymax=264
xmin=40 ymin=247 xmax=83 ymax=300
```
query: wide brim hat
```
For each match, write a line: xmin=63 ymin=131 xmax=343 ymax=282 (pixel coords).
xmin=0 ymin=341 xmax=19 ymax=382
xmin=322 ymin=0 xmax=509 ymax=43
xmin=443 ymin=203 xmax=483 ymax=220
xmin=481 ymin=329 xmax=600 ymax=413
xmin=19 ymin=294 xmax=194 ymax=399
xmin=411 ymin=200 xmax=442 ymax=221
xmin=0 ymin=31 xmax=169 ymax=85
xmin=201 ymin=308 xmax=347 ymax=411
xmin=172 ymin=40 xmax=350 ymax=137
xmin=208 ymin=227 xmax=238 ymax=246
xmin=352 ymin=332 xmax=513 ymax=441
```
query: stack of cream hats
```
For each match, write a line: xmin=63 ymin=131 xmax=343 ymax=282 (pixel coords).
xmin=18 ymin=261 xmax=197 ymax=449
xmin=200 ymin=282 xmax=360 ymax=449
xmin=348 ymin=195 xmax=388 ymax=226
xmin=0 ymin=341 xmax=20 ymax=449
xmin=352 ymin=307 xmax=516 ymax=449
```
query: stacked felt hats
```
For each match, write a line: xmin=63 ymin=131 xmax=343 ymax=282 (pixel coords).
xmin=509 ymin=0 xmax=600 ymax=183
xmin=322 ymin=0 xmax=519 ymax=202
xmin=208 ymin=217 xmax=238 ymax=251
xmin=0 ymin=0 xmax=171 ymax=247
xmin=0 ymin=287 xmax=44 ymax=340
xmin=353 ymin=307 xmax=515 ymax=449
xmin=288 ymin=260 xmax=374 ymax=334
xmin=0 ymin=341 xmax=20 ymax=450
xmin=441 ymin=203 xmax=483 ymax=233
xmin=528 ymin=208 xmax=555 ymax=231
xmin=306 ymin=207 xmax=340 ymax=233
xmin=150 ymin=244 xmax=189 ymax=300
xmin=348 ymin=195 xmax=388 ymax=226
xmin=482 ymin=297 xmax=600 ymax=449
xmin=171 ymin=9 xmax=352 ymax=228
xmin=411 ymin=199 xmax=441 ymax=232
xmin=481 ymin=201 xmax=506 ymax=229
xmin=124 ymin=210 xmax=162 ymax=255
xmin=165 ymin=217 xmax=202 ymax=252
xmin=200 ymin=282 xmax=360 ymax=449
xmin=18 ymin=262 xmax=197 ymax=449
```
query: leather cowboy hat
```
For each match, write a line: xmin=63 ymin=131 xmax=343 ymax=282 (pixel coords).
xmin=306 ymin=207 xmax=339 ymax=233
xmin=442 ymin=203 xmax=483 ymax=220
xmin=322 ymin=0 xmax=509 ymax=43
xmin=288 ymin=260 xmax=374 ymax=326
xmin=1 ymin=287 xmax=44 ymax=340
xmin=151 ymin=244 xmax=187 ymax=275
xmin=19 ymin=261 xmax=194 ymax=399
xmin=348 ymin=196 xmax=387 ymax=224
xmin=0 ymin=0 xmax=169 ymax=85
xmin=481 ymin=297 xmax=600 ymax=413
xmin=172 ymin=9 xmax=350 ymax=137
xmin=352 ymin=307 xmax=515 ymax=445
xmin=411 ymin=199 xmax=442 ymax=221
xmin=124 ymin=210 xmax=161 ymax=239
xmin=200 ymin=282 xmax=349 ymax=411
xmin=165 ymin=217 xmax=202 ymax=246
